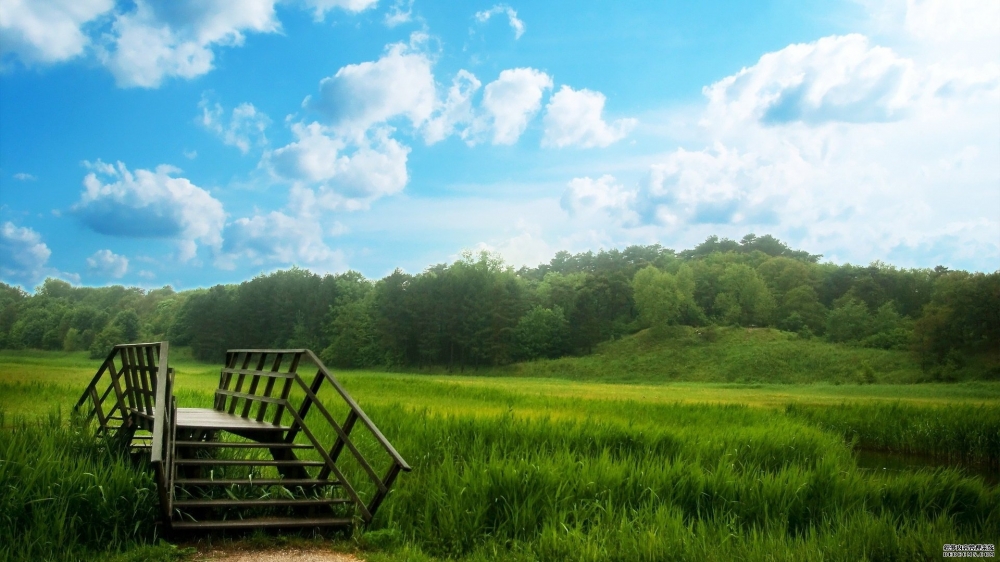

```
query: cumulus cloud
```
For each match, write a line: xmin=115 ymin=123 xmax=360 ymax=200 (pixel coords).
xmin=0 ymin=0 xmax=113 ymax=66
xmin=267 ymin=123 xmax=410 ymax=208
xmin=305 ymin=38 xmax=436 ymax=137
xmin=474 ymin=4 xmax=525 ymax=39
xmin=611 ymin=31 xmax=997 ymax=268
xmin=13 ymin=172 xmax=36 ymax=181
xmin=0 ymin=222 xmax=52 ymax=286
xmin=423 ymin=70 xmax=482 ymax=144
xmin=98 ymin=0 xmax=281 ymax=88
xmin=73 ymin=160 xmax=225 ymax=261
xmin=384 ymin=0 xmax=413 ymax=27
xmin=199 ymin=96 xmax=271 ymax=153
xmin=300 ymin=0 xmax=379 ymax=21
xmin=219 ymin=210 xmax=345 ymax=272
xmin=542 ymin=86 xmax=636 ymax=148
xmin=476 ymin=67 xmax=552 ymax=145
xmin=87 ymin=249 xmax=128 ymax=278
xmin=561 ymin=175 xmax=635 ymax=219
xmin=703 ymin=34 xmax=918 ymax=126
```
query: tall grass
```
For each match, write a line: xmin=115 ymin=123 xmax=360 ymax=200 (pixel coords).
xmin=485 ymin=325 xmax=998 ymax=384
xmin=2 ymin=349 xmax=998 ymax=561
xmin=786 ymin=402 xmax=1000 ymax=468
xmin=0 ymin=409 xmax=161 ymax=561
xmin=355 ymin=403 xmax=999 ymax=560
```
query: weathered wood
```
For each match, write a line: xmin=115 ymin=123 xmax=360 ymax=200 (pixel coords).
xmin=78 ymin=342 xmax=409 ymax=532
xmin=175 ymin=407 xmax=291 ymax=431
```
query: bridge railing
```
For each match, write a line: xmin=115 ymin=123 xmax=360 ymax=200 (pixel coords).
xmin=74 ymin=342 xmax=167 ymax=439
xmin=215 ymin=348 xmax=411 ymax=523
xmin=149 ymin=342 xmax=174 ymax=523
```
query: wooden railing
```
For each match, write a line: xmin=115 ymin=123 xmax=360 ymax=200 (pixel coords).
xmin=215 ymin=349 xmax=411 ymax=523
xmin=148 ymin=342 xmax=174 ymax=524
xmin=75 ymin=342 xmax=175 ymax=523
xmin=75 ymin=342 xmax=168 ymax=438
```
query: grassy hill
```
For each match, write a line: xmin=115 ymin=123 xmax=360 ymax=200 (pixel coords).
xmin=489 ymin=326 xmax=998 ymax=384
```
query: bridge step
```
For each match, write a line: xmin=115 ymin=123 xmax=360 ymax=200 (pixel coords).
xmin=175 ymin=441 xmax=312 ymax=449
xmin=174 ymin=478 xmax=341 ymax=487
xmin=170 ymin=517 xmax=353 ymax=530
xmin=174 ymin=498 xmax=351 ymax=508
xmin=174 ymin=459 xmax=325 ymax=467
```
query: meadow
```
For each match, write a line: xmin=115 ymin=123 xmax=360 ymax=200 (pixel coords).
xmin=1 ymin=348 xmax=998 ymax=561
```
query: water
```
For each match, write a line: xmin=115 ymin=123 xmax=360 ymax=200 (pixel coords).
xmin=854 ymin=449 xmax=998 ymax=486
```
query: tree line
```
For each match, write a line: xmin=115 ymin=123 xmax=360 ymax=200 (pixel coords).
xmin=1 ymin=234 xmax=996 ymax=373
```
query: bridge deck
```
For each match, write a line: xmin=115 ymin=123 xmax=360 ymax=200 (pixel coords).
xmin=174 ymin=407 xmax=290 ymax=431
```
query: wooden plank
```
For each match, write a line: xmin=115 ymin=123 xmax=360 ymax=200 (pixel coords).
xmin=294 ymin=374 xmax=385 ymax=493
xmin=214 ymin=389 xmax=285 ymax=407
xmin=272 ymin=377 xmax=293 ymax=428
xmin=241 ymin=352 xmax=275 ymax=419
xmin=175 ymin=407 xmax=291 ymax=431
xmin=220 ymin=368 xmax=295 ymax=380
xmin=284 ymin=406 xmax=372 ymax=522
xmin=173 ymin=498 xmax=349 ymax=508
xmin=89 ymin=386 xmax=107 ymax=429
xmin=173 ymin=441 xmax=312 ymax=449
xmin=174 ymin=459 xmax=325 ymax=467
xmin=319 ymin=409 xmax=358 ymax=480
xmin=306 ymin=350 xmax=411 ymax=471
xmin=367 ymin=462 xmax=403 ymax=518
xmin=150 ymin=342 xmax=170 ymax=465
xmin=226 ymin=352 xmax=254 ymax=415
xmin=170 ymin=517 xmax=352 ymax=530
xmin=136 ymin=346 xmax=154 ymax=416
xmin=174 ymin=478 xmax=339 ymax=486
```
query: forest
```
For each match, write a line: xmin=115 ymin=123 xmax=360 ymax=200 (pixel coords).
xmin=0 ymin=234 xmax=996 ymax=374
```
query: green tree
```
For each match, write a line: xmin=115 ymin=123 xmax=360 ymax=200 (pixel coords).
xmin=514 ymin=306 xmax=569 ymax=360
xmin=714 ymin=264 xmax=775 ymax=326
xmin=632 ymin=266 xmax=684 ymax=328
xmin=826 ymin=298 xmax=872 ymax=343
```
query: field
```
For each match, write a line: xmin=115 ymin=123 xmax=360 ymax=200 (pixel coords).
xmin=1 ymin=347 xmax=998 ymax=561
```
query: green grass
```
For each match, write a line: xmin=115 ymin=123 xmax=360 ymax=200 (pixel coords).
xmin=478 ymin=326 xmax=999 ymax=384
xmin=1 ymin=349 xmax=999 ymax=561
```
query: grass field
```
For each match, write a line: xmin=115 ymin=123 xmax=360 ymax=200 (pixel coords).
xmin=479 ymin=326 xmax=1000 ymax=384
xmin=1 ymin=348 xmax=998 ymax=561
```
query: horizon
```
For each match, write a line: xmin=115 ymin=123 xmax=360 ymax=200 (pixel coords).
xmin=2 ymin=0 xmax=998 ymax=292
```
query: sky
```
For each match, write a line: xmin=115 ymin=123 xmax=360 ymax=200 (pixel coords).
xmin=0 ymin=0 xmax=998 ymax=291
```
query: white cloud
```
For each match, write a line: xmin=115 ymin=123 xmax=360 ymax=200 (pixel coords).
xmin=268 ymin=123 xmax=410 ymax=208
xmin=87 ymin=249 xmax=128 ymax=278
xmin=219 ymin=210 xmax=345 ymax=272
xmin=542 ymin=86 xmax=637 ymax=148
xmin=99 ymin=0 xmax=281 ymax=88
xmin=306 ymin=38 xmax=436 ymax=137
xmin=423 ymin=70 xmax=482 ymax=144
xmin=474 ymin=4 xmax=525 ymax=40
xmin=0 ymin=221 xmax=52 ymax=286
xmin=0 ymin=0 xmax=113 ymax=66
xmin=73 ymin=160 xmax=226 ymax=261
xmin=384 ymin=0 xmax=413 ymax=27
xmin=476 ymin=67 xmax=552 ymax=145
xmin=561 ymin=175 xmax=635 ymax=219
xmin=703 ymin=34 xmax=919 ymax=126
xmin=300 ymin=0 xmax=379 ymax=21
xmin=605 ymin=28 xmax=999 ymax=269
xmin=199 ymin=97 xmax=271 ymax=153
xmin=13 ymin=172 xmax=36 ymax=181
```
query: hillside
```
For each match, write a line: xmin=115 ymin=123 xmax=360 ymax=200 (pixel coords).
xmin=491 ymin=326 xmax=999 ymax=384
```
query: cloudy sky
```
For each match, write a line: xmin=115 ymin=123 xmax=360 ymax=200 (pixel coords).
xmin=0 ymin=0 xmax=997 ymax=290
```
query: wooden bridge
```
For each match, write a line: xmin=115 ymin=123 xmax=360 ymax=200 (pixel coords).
xmin=74 ymin=342 xmax=410 ymax=531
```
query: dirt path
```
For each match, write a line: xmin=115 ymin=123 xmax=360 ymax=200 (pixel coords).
xmin=191 ymin=546 xmax=363 ymax=561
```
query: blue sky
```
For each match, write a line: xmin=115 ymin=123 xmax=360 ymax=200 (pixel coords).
xmin=1 ymin=0 xmax=998 ymax=290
